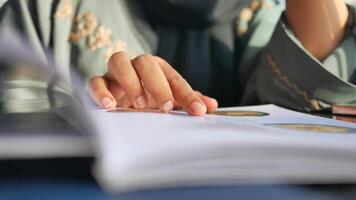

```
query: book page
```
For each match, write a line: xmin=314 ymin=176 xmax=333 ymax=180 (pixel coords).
xmin=90 ymin=105 xmax=356 ymax=192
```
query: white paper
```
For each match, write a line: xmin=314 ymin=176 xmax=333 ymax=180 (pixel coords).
xmin=90 ymin=105 xmax=356 ymax=192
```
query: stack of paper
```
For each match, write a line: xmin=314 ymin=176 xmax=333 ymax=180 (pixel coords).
xmin=90 ymin=105 xmax=356 ymax=192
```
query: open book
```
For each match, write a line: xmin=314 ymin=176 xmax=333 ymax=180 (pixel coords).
xmin=91 ymin=105 xmax=356 ymax=192
xmin=1 ymin=36 xmax=356 ymax=193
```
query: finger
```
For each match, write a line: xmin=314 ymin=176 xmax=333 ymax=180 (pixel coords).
xmin=194 ymin=91 xmax=218 ymax=113
xmin=132 ymin=54 xmax=174 ymax=113
xmin=173 ymin=91 xmax=203 ymax=109
xmin=173 ymin=101 xmax=183 ymax=110
xmin=194 ymin=90 xmax=202 ymax=96
xmin=174 ymin=92 xmax=217 ymax=112
xmin=199 ymin=96 xmax=218 ymax=113
xmin=145 ymin=91 xmax=160 ymax=109
xmin=107 ymin=80 xmax=125 ymax=102
xmin=108 ymin=52 xmax=147 ymax=108
xmin=116 ymin=91 xmax=158 ymax=109
xmin=155 ymin=56 xmax=207 ymax=116
xmin=116 ymin=95 xmax=133 ymax=108
xmin=88 ymin=76 xmax=116 ymax=109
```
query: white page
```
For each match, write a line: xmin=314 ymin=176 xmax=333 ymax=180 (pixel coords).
xmin=90 ymin=105 xmax=356 ymax=192
xmin=216 ymin=104 xmax=356 ymax=126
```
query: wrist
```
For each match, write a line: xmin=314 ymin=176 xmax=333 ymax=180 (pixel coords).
xmin=286 ymin=0 xmax=349 ymax=60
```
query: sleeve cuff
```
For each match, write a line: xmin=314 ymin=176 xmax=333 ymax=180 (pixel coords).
xmin=255 ymin=12 xmax=356 ymax=111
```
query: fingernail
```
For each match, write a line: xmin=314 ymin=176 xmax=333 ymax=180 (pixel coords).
xmin=102 ymin=97 xmax=113 ymax=109
xmin=135 ymin=95 xmax=147 ymax=108
xmin=190 ymin=101 xmax=207 ymax=114
xmin=161 ymin=100 xmax=174 ymax=113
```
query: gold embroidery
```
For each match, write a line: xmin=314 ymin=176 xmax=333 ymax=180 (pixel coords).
xmin=54 ymin=0 xmax=73 ymax=18
xmin=236 ymin=0 xmax=263 ymax=36
xmin=88 ymin=25 xmax=112 ymax=51
xmin=69 ymin=11 xmax=127 ymax=62
xmin=266 ymin=53 xmax=322 ymax=110
xmin=70 ymin=12 xmax=98 ymax=42
xmin=264 ymin=1 xmax=273 ymax=9
xmin=250 ymin=0 xmax=263 ymax=12
xmin=104 ymin=40 xmax=127 ymax=62
xmin=240 ymin=8 xmax=253 ymax=22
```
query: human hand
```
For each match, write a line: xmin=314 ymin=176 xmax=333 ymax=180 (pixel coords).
xmin=88 ymin=52 xmax=218 ymax=116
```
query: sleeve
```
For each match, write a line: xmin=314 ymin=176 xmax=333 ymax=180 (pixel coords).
xmin=240 ymin=4 xmax=356 ymax=112
xmin=0 ymin=0 xmax=52 ymax=60
xmin=0 ymin=0 xmax=157 ymax=82
xmin=0 ymin=0 xmax=7 ymax=8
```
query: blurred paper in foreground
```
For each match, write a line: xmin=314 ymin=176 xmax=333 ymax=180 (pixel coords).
xmin=0 ymin=36 xmax=93 ymax=159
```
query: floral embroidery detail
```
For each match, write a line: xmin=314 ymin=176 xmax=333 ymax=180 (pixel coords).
xmin=236 ymin=0 xmax=263 ymax=36
xmin=240 ymin=8 xmax=254 ymax=22
xmin=70 ymin=12 xmax=98 ymax=42
xmin=88 ymin=25 xmax=112 ymax=51
xmin=70 ymin=11 xmax=127 ymax=61
xmin=54 ymin=0 xmax=73 ymax=18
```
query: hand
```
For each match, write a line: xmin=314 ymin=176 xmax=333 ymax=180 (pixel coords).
xmin=88 ymin=52 xmax=218 ymax=116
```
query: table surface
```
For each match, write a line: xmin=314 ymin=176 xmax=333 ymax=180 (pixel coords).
xmin=1 ymin=178 xmax=356 ymax=200
xmin=0 ymin=153 xmax=356 ymax=200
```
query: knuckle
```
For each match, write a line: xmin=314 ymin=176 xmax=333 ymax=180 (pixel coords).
xmin=135 ymin=53 xmax=153 ymax=60
xmin=132 ymin=54 xmax=153 ymax=65
xmin=194 ymin=90 xmax=202 ymax=96
xmin=154 ymin=56 xmax=164 ymax=63
xmin=132 ymin=54 xmax=159 ymax=72
xmin=108 ymin=52 xmax=127 ymax=68
xmin=169 ymin=74 xmax=185 ymax=88
xmin=109 ymin=51 xmax=127 ymax=62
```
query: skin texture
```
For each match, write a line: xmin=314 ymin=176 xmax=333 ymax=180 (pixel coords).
xmin=286 ymin=0 xmax=349 ymax=60
xmin=89 ymin=52 xmax=218 ymax=116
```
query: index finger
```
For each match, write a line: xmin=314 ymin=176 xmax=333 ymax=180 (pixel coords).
xmin=155 ymin=57 xmax=207 ymax=116
xmin=132 ymin=54 xmax=174 ymax=113
xmin=107 ymin=52 xmax=147 ymax=108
